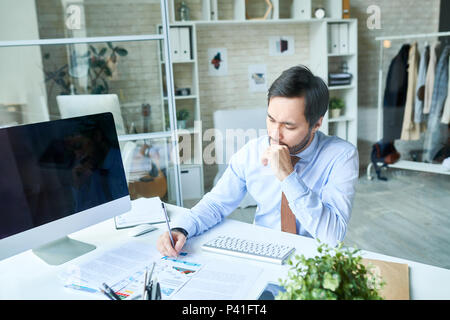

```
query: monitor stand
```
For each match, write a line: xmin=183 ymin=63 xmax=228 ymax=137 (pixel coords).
xmin=32 ymin=236 xmax=96 ymax=266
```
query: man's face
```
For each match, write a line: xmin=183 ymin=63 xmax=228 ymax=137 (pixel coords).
xmin=266 ymin=96 xmax=322 ymax=154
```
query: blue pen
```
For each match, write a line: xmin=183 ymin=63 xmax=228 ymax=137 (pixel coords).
xmin=161 ymin=202 xmax=175 ymax=249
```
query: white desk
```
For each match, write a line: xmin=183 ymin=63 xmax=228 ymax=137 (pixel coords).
xmin=1 ymin=203 xmax=449 ymax=300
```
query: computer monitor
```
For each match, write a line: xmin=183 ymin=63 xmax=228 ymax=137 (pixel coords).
xmin=56 ymin=94 xmax=137 ymax=181
xmin=0 ymin=113 xmax=131 ymax=265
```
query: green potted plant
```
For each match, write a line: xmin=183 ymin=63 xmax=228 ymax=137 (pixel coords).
xmin=176 ymin=109 xmax=190 ymax=129
xmin=276 ymin=241 xmax=385 ymax=300
xmin=43 ymin=42 xmax=128 ymax=96
xmin=329 ymin=97 xmax=345 ymax=118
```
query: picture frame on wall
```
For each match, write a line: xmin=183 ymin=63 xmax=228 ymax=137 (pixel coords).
xmin=248 ymin=64 xmax=267 ymax=92
xmin=269 ymin=36 xmax=295 ymax=56
xmin=208 ymin=48 xmax=228 ymax=76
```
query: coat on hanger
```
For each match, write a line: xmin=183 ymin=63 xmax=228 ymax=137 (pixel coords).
xmin=383 ymin=44 xmax=410 ymax=142
xmin=401 ymin=42 xmax=421 ymax=140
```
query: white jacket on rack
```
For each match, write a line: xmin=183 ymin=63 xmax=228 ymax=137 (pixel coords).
xmin=401 ymin=42 xmax=421 ymax=140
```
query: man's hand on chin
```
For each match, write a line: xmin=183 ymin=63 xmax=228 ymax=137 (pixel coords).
xmin=261 ymin=143 xmax=294 ymax=181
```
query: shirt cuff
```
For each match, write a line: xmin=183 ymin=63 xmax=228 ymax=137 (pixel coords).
xmin=281 ymin=171 xmax=309 ymax=203
xmin=170 ymin=211 xmax=197 ymax=239
xmin=171 ymin=227 xmax=188 ymax=238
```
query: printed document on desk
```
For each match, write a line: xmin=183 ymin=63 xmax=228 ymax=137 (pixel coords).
xmin=115 ymin=253 xmax=202 ymax=299
xmin=114 ymin=197 xmax=166 ymax=229
xmin=171 ymin=257 xmax=264 ymax=300
xmin=59 ymin=240 xmax=202 ymax=300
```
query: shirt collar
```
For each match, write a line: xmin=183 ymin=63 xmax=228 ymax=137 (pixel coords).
xmin=292 ymin=130 xmax=319 ymax=162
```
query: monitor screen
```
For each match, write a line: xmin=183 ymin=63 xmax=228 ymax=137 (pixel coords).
xmin=0 ymin=113 xmax=129 ymax=241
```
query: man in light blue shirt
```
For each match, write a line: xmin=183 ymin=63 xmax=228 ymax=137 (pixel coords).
xmin=157 ymin=65 xmax=359 ymax=257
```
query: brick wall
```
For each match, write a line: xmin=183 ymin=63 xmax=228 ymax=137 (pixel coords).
xmin=196 ymin=23 xmax=310 ymax=189
xmin=36 ymin=0 xmax=164 ymax=133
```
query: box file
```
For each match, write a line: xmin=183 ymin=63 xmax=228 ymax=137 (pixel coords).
xmin=178 ymin=27 xmax=191 ymax=61
xmin=328 ymin=23 xmax=340 ymax=54
xmin=169 ymin=27 xmax=180 ymax=61
xmin=291 ymin=0 xmax=311 ymax=19
xmin=168 ymin=27 xmax=191 ymax=62
xmin=339 ymin=23 xmax=349 ymax=54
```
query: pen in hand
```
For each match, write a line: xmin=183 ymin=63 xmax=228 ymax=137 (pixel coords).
xmin=161 ymin=202 xmax=176 ymax=250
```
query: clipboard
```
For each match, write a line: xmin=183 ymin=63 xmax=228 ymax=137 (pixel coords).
xmin=361 ymin=258 xmax=410 ymax=300
xmin=114 ymin=197 xmax=167 ymax=229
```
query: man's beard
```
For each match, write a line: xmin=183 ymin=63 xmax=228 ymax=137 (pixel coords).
xmin=269 ymin=127 xmax=314 ymax=155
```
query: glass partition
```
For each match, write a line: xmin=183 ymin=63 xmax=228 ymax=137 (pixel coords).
xmin=0 ymin=0 xmax=183 ymax=205
xmin=0 ymin=39 xmax=167 ymax=131
xmin=0 ymin=39 xmax=179 ymax=204
xmin=123 ymin=136 xmax=178 ymax=205
xmin=35 ymin=0 xmax=162 ymax=40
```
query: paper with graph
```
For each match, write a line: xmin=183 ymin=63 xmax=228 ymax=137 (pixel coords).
xmin=59 ymin=240 xmax=202 ymax=299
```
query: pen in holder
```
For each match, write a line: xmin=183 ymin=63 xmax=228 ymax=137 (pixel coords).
xmin=144 ymin=279 xmax=161 ymax=300
xmin=143 ymin=262 xmax=161 ymax=300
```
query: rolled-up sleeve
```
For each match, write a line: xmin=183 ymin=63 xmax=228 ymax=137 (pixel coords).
xmin=281 ymin=147 xmax=359 ymax=246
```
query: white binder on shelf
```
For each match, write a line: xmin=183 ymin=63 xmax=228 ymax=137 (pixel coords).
xmin=179 ymin=27 xmax=191 ymax=61
xmin=234 ymin=0 xmax=245 ymax=20
xmin=328 ymin=23 xmax=340 ymax=54
xmin=210 ymin=0 xmax=218 ymax=20
xmin=169 ymin=27 xmax=180 ymax=62
xmin=291 ymin=0 xmax=311 ymax=19
xmin=339 ymin=23 xmax=349 ymax=54
xmin=202 ymin=0 xmax=218 ymax=21
xmin=324 ymin=0 xmax=343 ymax=18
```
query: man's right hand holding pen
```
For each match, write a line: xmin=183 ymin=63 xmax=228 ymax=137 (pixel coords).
xmin=156 ymin=229 xmax=186 ymax=257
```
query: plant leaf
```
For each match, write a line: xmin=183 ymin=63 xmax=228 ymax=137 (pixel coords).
xmin=89 ymin=45 xmax=98 ymax=55
xmin=115 ymin=48 xmax=128 ymax=56
xmin=323 ymin=272 xmax=340 ymax=291
xmin=99 ymin=47 xmax=107 ymax=56
xmin=104 ymin=67 xmax=112 ymax=77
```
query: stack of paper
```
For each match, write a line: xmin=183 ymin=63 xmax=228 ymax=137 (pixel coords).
xmin=114 ymin=197 xmax=166 ymax=229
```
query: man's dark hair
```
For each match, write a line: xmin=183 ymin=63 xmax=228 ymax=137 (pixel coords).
xmin=268 ymin=65 xmax=329 ymax=128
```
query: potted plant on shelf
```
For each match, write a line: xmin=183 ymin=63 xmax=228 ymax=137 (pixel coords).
xmin=276 ymin=241 xmax=385 ymax=300
xmin=176 ymin=109 xmax=190 ymax=129
xmin=329 ymin=97 xmax=345 ymax=118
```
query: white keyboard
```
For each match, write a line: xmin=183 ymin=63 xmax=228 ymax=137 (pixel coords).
xmin=201 ymin=236 xmax=296 ymax=265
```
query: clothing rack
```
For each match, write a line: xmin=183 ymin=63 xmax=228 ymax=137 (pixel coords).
xmin=367 ymin=31 xmax=450 ymax=179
